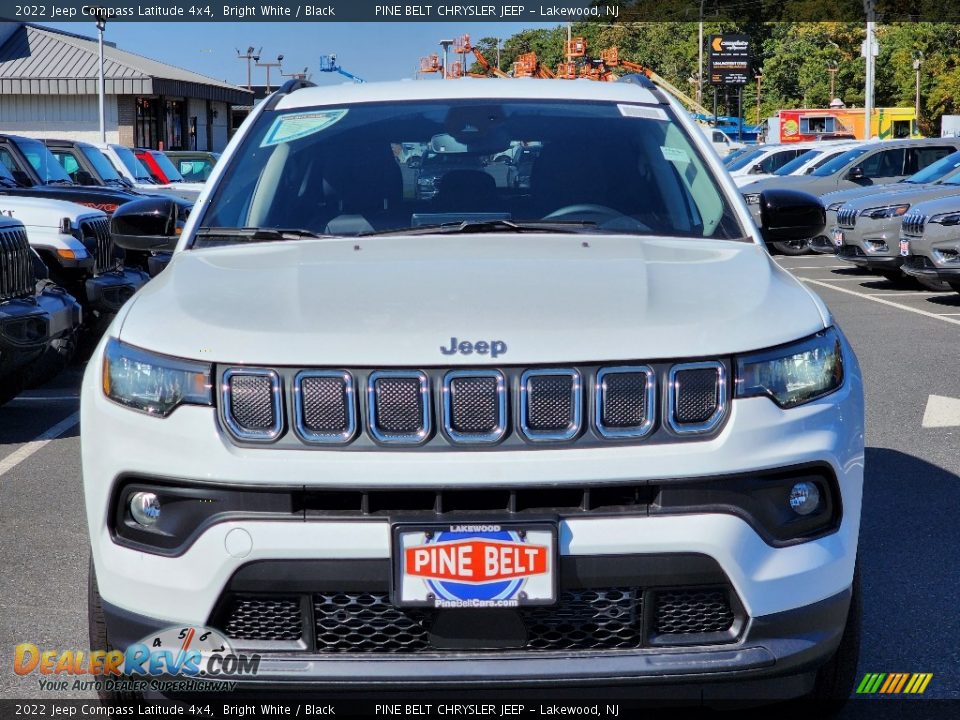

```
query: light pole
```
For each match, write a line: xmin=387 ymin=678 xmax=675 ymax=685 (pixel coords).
xmin=95 ymin=10 xmax=107 ymax=143
xmin=697 ymin=0 xmax=705 ymax=106
xmin=863 ymin=1 xmax=877 ymax=140
xmin=913 ymin=51 xmax=924 ymax=132
xmin=256 ymin=54 xmax=284 ymax=93
xmin=439 ymin=39 xmax=453 ymax=79
xmin=827 ymin=61 xmax=838 ymax=101
xmin=755 ymin=72 xmax=762 ymax=125
xmin=236 ymin=47 xmax=261 ymax=91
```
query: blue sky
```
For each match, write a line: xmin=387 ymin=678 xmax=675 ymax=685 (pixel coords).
xmin=45 ymin=22 xmax=556 ymax=87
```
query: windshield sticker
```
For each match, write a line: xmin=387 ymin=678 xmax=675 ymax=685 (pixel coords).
xmin=618 ymin=104 xmax=668 ymax=121
xmin=660 ymin=146 xmax=690 ymax=164
xmin=260 ymin=109 xmax=349 ymax=147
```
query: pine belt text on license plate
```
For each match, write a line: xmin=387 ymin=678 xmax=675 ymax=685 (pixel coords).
xmin=393 ymin=523 xmax=557 ymax=608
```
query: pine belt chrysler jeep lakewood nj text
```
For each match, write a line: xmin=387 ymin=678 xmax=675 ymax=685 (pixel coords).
xmin=82 ymin=79 xmax=864 ymax=704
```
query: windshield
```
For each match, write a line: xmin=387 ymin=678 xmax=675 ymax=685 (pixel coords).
xmin=15 ymin=138 xmax=73 ymax=183
xmin=111 ymin=145 xmax=154 ymax=182
xmin=774 ymin=150 xmax=820 ymax=176
xmin=726 ymin=147 xmax=768 ymax=172
xmin=80 ymin=145 xmax=123 ymax=182
xmin=906 ymin=150 xmax=960 ymax=184
xmin=811 ymin=146 xmax=871 ymax=177
xmin=199 ymin=100 xmax=744 ymax=242
xmin=149 ymin=151 xmax=186 ymax=182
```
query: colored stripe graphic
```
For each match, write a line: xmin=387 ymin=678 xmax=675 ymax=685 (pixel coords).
xmin=857 ymin=673 xmax=932 ymax=694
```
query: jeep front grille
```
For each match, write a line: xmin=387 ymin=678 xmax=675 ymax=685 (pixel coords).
xmin=219 ymin=362 xmax=729 ymax=448
xmin=0 ymin=225 xmax=34 ymax=301
xmin=836 ymin=206 xmax=857 ymax=229
xmin=901 ymin=212 xmax=926 ymax=237
xmin=654 ymin=588 xmax=735 ymax=635
xmin=81 ymin=217 xmax=116 ymax=275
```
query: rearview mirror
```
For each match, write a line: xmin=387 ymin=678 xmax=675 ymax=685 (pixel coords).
xmin=110 ymin=197 xmax=184 ymax=253
xmin=74 ymin=169 xmax=96 ymax=185
xmin=759 ymin=189 xmax=825 ymax=242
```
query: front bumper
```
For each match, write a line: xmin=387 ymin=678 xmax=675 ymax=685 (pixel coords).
xmin=35 ymin=285 xmax=82 ymax=340
xmin=85 ymin=267 xmax=150 ymax=313
xmin=833 ymin=221 xmax=902 ymax=268
xmin=836 ymin=244 xmax=902 ymax=270
xmin=0 ymin=298 xmax=48 ymax=372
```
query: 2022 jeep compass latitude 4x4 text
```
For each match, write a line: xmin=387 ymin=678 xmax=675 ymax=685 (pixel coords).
xmin=82 ymin=78 xmax=864 ymax=705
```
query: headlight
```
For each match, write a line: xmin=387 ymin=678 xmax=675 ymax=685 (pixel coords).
xmin=743 ymin=193 xmax=761 ymax=205
xmin=102 ymin=338 xmax=212 ymax=417
xmin=861 ymin=204 xmax=910 ymax=220
xmin=929 ymin=212 xmax=960 ymax=226
xmin=735 ymin=328 xmax=843 ymax=408
xmin=826 ymin=201 xmax=845 ymax=212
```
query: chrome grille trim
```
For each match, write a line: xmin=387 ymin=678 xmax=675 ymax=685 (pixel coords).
xmin=519 ymin=368 xmax=582 ymax=442
xmin=836 ymin=206 xmax=857 ymax=229
xmin=221 ymin=368 xmax=283 ymax=442
xmin=595 ymin=366 xmax=656 ymax=439
xmin=0 ymin=226 xmax=34 ymax=301
xmin=366 ymin=370 xmax=431 ymax=444
xmin=667 ymin=361 xmax=727 ymax=435
xmin=293 ymin=370 xmax=357 ymax=445
xmin=82 ymin=217 xmax=116 ymax=275
xmin=442 ymin=369 xmax=507 ymax=444
xmin=901 ymin=212 xmax=926 ymax=237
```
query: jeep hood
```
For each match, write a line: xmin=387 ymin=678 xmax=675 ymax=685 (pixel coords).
xmin=822 ymin=182 xmax=921 ymax=207
xmin=837 ymin=183 xmax=960 ymax=211
xmin=118 ymin=235 xmax=827 ymax=365
xmin=0 ymin=194 xmax=105 ymax=228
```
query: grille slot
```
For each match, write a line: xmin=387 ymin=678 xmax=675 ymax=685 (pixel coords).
xmin=901 ymin=213 xmax=926 ymax=236
xmin=520 ymin=369 xmax=582 ymax=441
xmin=222 ymin=596 xmax=303 ymax=641
xmin=294 ymin=371 xmax=355 ymax=443
xmin=222 ymin=368 xmax=283 ymax=441
xmin=668 ymin=362 xmax=726 ymax=434
xmin=314 ymin=592 xmax=432 ymax=653
xmin=0 ymin=225 xmax=34 ymax=301
xmin=595 ymin=366 xmax=655 ymax=438
xmin=442 ymin=370 xmax=506 ymax=444
xmin=367 ymin=371 xmax=431 ymax=444
xmin=81 ymin=217 xmax=116 ymax=275
xmin=836 ymin=206 xmax=857 ymax=229
xmin=654 ymin=588 xmax=734 ymax=635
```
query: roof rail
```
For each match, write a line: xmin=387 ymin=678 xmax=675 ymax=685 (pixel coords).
xmin=617 ymin=73 xmax=670 ymax=105
xmin=263 ymin=78 xmax=317 ymax=110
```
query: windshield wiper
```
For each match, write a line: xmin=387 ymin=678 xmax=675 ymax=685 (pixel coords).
xmin=44 ymin=179 xmax=75 ymax=186
xmin=194 ymin=227 xmax=334 ymax=246
xmin=359 ymin=219 xmax=596 ymax=237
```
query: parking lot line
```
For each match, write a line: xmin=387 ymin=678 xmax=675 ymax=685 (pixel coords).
xmin=802 ymin=278 xmax=960 ymax=327
xmin=865 ymin=291 xmax=948 ymax=297
xmin=0 ymin=411 xmax=80 ymax=479
xmin=783 ymin=265 xmax=847 ymax=270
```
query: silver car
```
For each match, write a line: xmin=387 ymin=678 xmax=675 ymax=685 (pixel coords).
xmin=900 ymin=197 xmax=960 ymax=294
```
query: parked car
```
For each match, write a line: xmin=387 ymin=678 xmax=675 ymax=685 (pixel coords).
xmin=134 ymin=149 xmax=204 ymax=201
xmin=818 ymin=152 xmax=960 ymax=283
xmin=741 ymin=138 xmax=960 ymax=254
xmin=729 ymin=142 xmax=820 ymax=184
xmin=722 ymin=145 xmax=755 ymax=166
xmin=0 ymin=215 xmax=82 ymax=403
xmin=84 ymin=78 xmax=863 ymax=705
xmin=900 ymin=197 xmax=960 ymax=294
xmin=99 ymin=143 xmax=198 ymax=208
xmin=164 ymin=151 xmax=220 ymax=183
xmin=757 ymin=141 xmax=862 ymax=183
xmin=700 ymin=126 xmax=744 ymax=157
xmin=44 ymin=139 xmax=139 ymax=191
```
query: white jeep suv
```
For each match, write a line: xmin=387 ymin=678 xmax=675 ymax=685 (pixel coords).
xmin=82 ymin=78 xmax=863 ymax=704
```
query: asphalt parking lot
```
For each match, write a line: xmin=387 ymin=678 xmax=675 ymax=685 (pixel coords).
xmin=0 ymin=253 xmax=958 ymax=707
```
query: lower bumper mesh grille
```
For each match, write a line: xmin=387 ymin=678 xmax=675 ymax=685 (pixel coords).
xmin=216 ymin=587 xmax=737 ymax=653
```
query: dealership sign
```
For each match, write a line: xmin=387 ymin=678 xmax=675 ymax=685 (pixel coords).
xmin=709 ymin=34 xmax=751 ymax=85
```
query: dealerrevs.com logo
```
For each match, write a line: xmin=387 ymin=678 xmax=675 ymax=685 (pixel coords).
xmin=14 ymin=626 xmax=259 ymax=693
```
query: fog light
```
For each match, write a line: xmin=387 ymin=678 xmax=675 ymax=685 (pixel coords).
xmin=789 ymin=481 xmax=820 ymax=516
xmin=130 ymin=492 xmax=161 ymax=526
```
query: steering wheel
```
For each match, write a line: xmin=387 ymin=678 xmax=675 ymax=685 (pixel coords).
xmin=542 ymin=204 xmax=624 ymax=224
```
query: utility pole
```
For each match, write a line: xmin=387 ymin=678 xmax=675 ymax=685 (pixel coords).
xmin=439 ymin=39 xmax=453 ymax=79
xmin=236 ymin=47 xmax=261 ymax=91
xmin=95 ymin=10 xmax=107 ymax=143
xmin=913 ymin=51 xmax=924 ymax=132
xmin=755 ymin=73 xmax=762 ymax=125
xmin=863 ymin=0 xmax=877 ymax=140
xmin=697 ymin=0 xmax=705 ymax=106
xmin=257 ymin=54 xmax=283 ymax=93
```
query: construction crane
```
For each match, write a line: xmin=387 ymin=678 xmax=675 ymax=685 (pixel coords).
xmin=318 ymin=54 xmax=365 ymax=83
xmin=513 ymin=52 xmax=555 ymax=79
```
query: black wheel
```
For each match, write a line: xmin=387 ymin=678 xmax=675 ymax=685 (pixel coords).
xmin=0 ymin=367 xmax=28 ymax=407
xmin=915 ymin=275 xmax=952 ymax=292
xmin=771 ymin=239 xmax=812 ymax=256
xmin=88 ymin=558 xmax=144 ymax=704
xmin=949 ymin=281 xmax=960 ymax=295
xmin=808 ymin=563 xmax=862 ymax=711
xmin=879 ymin=270 xmax=912 ymax=286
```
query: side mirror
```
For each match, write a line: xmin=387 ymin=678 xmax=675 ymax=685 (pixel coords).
xmin=74 ymin=169 xmax=96 ymax=185
xmin=749 ymin=163 xmax=763 ymax=175
xmin=110 ymin=197 xmax=184 ymax=253
xmin=759 ymin=189 xmax=825 ymax=242
xmin=847 ymin=166 xmax=865 ymax=181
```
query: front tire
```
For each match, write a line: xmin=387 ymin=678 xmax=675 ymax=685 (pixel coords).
xmin=771 ymin=239 xmax=812 ymax=256
xmin=808 ymin=564 xmax=862 ymax=710
xmin=949 ymin=281 xmax=960 ymax=295
xmin=88 ymin=558 xmax=144 ymax=704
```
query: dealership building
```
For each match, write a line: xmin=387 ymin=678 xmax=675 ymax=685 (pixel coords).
xmin=0 ymin=22 xmax=252 ymax=151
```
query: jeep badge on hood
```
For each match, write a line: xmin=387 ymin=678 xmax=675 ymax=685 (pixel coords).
xmin=441 ymin=337 xmax=508 ymax=358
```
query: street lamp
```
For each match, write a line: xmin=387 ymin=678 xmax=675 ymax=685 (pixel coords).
xmin=236 ymin=47 xmax=261 ymax=91
xmin=94 ymin=9 xmax=107 ymax=143
xmin=755 ymin=72 xmax=763 ymax=125
xmin=826 ymin=60 xmax=838 ymax=102
xmin=256 ymin=54 xmax=284 ymax=93
xmin=439 ymin=40 xmax=454 ymax=79
xmin=913 ymin=51 xmax=924 ymax=131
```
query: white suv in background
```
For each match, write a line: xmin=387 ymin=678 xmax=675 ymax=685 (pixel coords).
xmin=83 ymin=78 xmax=863 ymax=706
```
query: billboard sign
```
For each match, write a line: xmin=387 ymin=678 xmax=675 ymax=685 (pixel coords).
xmin=709 ymin=34 xmax=750 ymax=85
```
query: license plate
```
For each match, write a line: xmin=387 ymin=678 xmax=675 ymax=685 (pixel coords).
xmin=832 ymin=228 xmax=844 ymax=247
xmin=393 ymin=522 xmax=557 ymax=608
xmin=900 ymin=239 xmax=910 ymax=257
